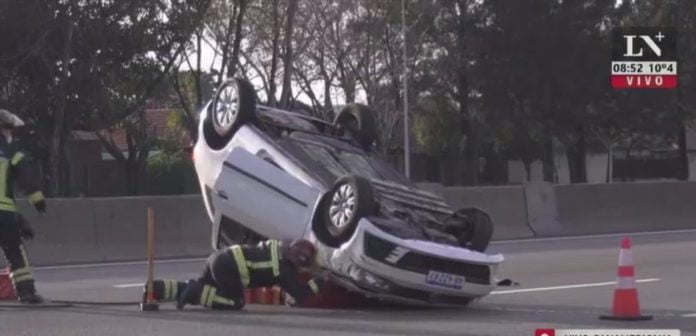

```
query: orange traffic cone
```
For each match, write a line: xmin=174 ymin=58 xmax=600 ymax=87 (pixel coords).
xmin=243 ymin=289 xmax=252 ymax=303
xmin=244 ymin=287 xmax=282 ymax=305
xmin=245 ymin=288 xmax=263 ymax=304
xmin=0 ymin=267 xmax=17 ymax=300
xmin=600 ymin=237 xmax=652 ymax=321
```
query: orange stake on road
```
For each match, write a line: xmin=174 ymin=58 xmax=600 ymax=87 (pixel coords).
xmin=141 ymin=207 xmax=159 ymax=311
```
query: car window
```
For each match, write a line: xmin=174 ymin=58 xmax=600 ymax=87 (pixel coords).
xmin=378 ymin=156 xmax=415 ymax=184
xmin=301 ymin=144 xmax=346 ymax=178
xmin=336 ymin=152 xmax=382 ymax=179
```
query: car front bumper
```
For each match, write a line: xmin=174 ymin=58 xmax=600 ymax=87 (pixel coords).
xmin=317 ymin=218 xmax=503 ymax=306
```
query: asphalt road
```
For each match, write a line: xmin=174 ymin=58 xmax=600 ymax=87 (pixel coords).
xmin=1 ymin=230 xmax=694 ymax=336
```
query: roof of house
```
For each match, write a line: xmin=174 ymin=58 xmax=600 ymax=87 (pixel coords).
xmin=72 ymin=108 xmax=193 ymax=151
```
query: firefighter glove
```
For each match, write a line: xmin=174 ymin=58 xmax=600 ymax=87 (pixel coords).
xmin=34 ymin=199 xmax=47 ymax=214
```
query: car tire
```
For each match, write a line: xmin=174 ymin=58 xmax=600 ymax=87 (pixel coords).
xmin=210 ymin=78 xmax=256 ymax=139
xmin=456 ymin=207 xmax=494 ymax=252
xmin=333 ymin=104 xmax=378 ymax=151
xmin=323 ymin=175 xmax=376 ymax=243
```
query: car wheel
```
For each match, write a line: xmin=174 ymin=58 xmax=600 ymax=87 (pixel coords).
xmin=211 ymin=78 xmax=256 ymax=139
xmin=456 ymin=207 xmax=494 ymax=252
xmin=323 ymin=175 xmax=375 ymax=243
xmin=333 ymin=104 xmax=377 ymax=151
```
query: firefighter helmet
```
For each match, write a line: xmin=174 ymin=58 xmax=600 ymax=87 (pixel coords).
xmin=287 ymin=239 xmax=317 ymax=268
xmin=0 ymin=109 xmax=25 ymax=128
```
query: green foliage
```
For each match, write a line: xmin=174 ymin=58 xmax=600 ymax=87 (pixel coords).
xmin=413 ymin=95 xmax=461 ymax=155
xmin=160 ymin=108 xmax=193 ymax=150
xmin=169 ymin=70 xmax=216 ymax=110
xmin=0 ymin=0 xmax=211 ymax=195
xmin=0 ymin=0 xmax=210 ymax=127
xmin=146 ymin=150 xmax=198 ymax=195
xmin=3 ymin=0 xmax=695 ymax=191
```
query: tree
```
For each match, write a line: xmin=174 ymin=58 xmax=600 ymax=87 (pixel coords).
xmin=279 ymin=0 xmax=299 ymax=108
xmin=170 ymin=0 xmax=248 ymax=141
xmin=626 ymin=0 xmax=696 ymax=180
xmin=96 ymin=111 xmax=153 ymax=195
xmin=243 ymin=0 xmax=301 ymax=106
xmin=171 ymin=70 xmax=216 ymax=138
xmin=0 ymin=0 xmax=211 ymax=195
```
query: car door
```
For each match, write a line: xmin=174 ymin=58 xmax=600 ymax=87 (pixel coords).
xmin=211 ymin=146 xmax=322 ymax=240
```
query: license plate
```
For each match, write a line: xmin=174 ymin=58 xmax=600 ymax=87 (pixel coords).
xmin=425 ymin=271 xmax=465 ymax=290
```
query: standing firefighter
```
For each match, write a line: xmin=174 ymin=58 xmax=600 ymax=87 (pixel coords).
xmin=0 ymin=109 xmax=47 ymax=304
xmin=145 ymin=239 xmax=325 ymax=310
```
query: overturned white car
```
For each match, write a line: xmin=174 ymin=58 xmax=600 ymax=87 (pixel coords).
xmin=193 ymin=78 xmax=504 ymax=306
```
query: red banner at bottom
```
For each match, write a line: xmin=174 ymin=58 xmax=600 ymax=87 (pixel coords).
xmin=534 ymin=329 xmax=680 ymax=336
xmin=611 ymin=75 xmax=677 ymax=89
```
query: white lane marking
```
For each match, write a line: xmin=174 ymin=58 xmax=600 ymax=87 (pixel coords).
xmin=485 ymin=306 xmax=683 ymax=318
xmin=33 ymin=257 xmax=207 ymax=271
xmin=114 ymin=283 xmax=143 ymax=288
xmin=491 ymin=278 xmax=661 ymax=295
xmin=24 ymin=230 xmax=696 ymax=270
xmin=683 ymin=313 xmax=696 ymax=317
xmin=491 ymin=228 xmax=696 ymax=244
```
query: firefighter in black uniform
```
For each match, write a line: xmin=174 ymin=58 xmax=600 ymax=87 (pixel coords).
xmin=0 ymin=109 xmax=47 ymax=304
xmin=145 ymin=239 xmax=325 ymax=310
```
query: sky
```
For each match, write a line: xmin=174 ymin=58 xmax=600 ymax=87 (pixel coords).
xmin=183 ymin=41 xmax=359 ymax=108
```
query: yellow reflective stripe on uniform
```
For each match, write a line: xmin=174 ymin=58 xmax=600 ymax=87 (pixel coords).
xmin=270 ymin=240 xmax=280 ymax=277
xmin=169 ymin=280 xmax=178 ymax=300
xmin=12 ymin=250 xmax=34 ymax=283
xmin=246 ymin=261 xmax=274 ymax=269
xmin=0 ymin=158 xmax=15 ymax=212
xmin=0 ymin=203 xmax=16 ymax=212
xmin=11 ymin=273 xmax=33 ymax=283
xmin=308 ymin=279 xmax=320 ymax=294
xmin=10 ymin=268 xmax=30 ymax=277
xmin=20 ymin=246 xmax=30 ymax=268
xmin=10 ymin=267 xmax=31 ymax=278
xmin=212 ymin=295 xmax=236 ymax=306
xmin=164 ymin=280 xmax=172 ymax=300
xmin=204 ymin=286 xmax=217 ymax=307
xmin=10 ymin=152 xmax=24 ymax=166
xmin=229 ymin=246 xmax=250 ymax=287
xmin=28 ymin=191 xmax=44 ymax=204
xmin=200 ymin=285 xmax=211 ymax=306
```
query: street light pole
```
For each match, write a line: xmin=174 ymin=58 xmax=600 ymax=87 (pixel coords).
xmin=402 ymin=0 xmax=410 ymax=178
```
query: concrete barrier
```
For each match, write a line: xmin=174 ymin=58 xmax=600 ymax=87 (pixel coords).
xmin=91 ymin=196 xmax=212 ymax=262
xmin=176 ymin=195 xmax=213 ymax=256
xmin=443 ymin=186 xmax=535 ymax=240
xmin=5 ymin=195 xmax=212 ymax=266
xmin=552 ymin=181 xmax=696 ymax=235
xmin=92 ymin=197 xmax=161 ymax=261
xmin=415 ymin=182 xmax=447 ymax=198
xmin=6 ymin=181 xmax=696 ymax=267
xmin=523 ymin=182 xmax=559 ymax=236
xmin=17 ymin=199 xmax=100 ymax=265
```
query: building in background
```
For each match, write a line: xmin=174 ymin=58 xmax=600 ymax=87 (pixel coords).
xmin=69 ymin=108 xmax=195 ymax=197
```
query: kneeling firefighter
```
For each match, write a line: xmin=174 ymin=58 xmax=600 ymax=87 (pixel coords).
xmin=144 ymin=239 xmax=325 ymax=310
xmin=0 ymin=109 xmax=47 ymax=304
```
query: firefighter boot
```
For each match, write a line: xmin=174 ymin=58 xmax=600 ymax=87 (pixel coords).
xmin=18 ymin=292 xmax=44 ymax=304
xmin=177 ymin=279 xmax=203 ymax=310
xmin=16 ymin=281 xmax=44 ymax=304
xmin=143 ymin=279 xmax=187 ymax=303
